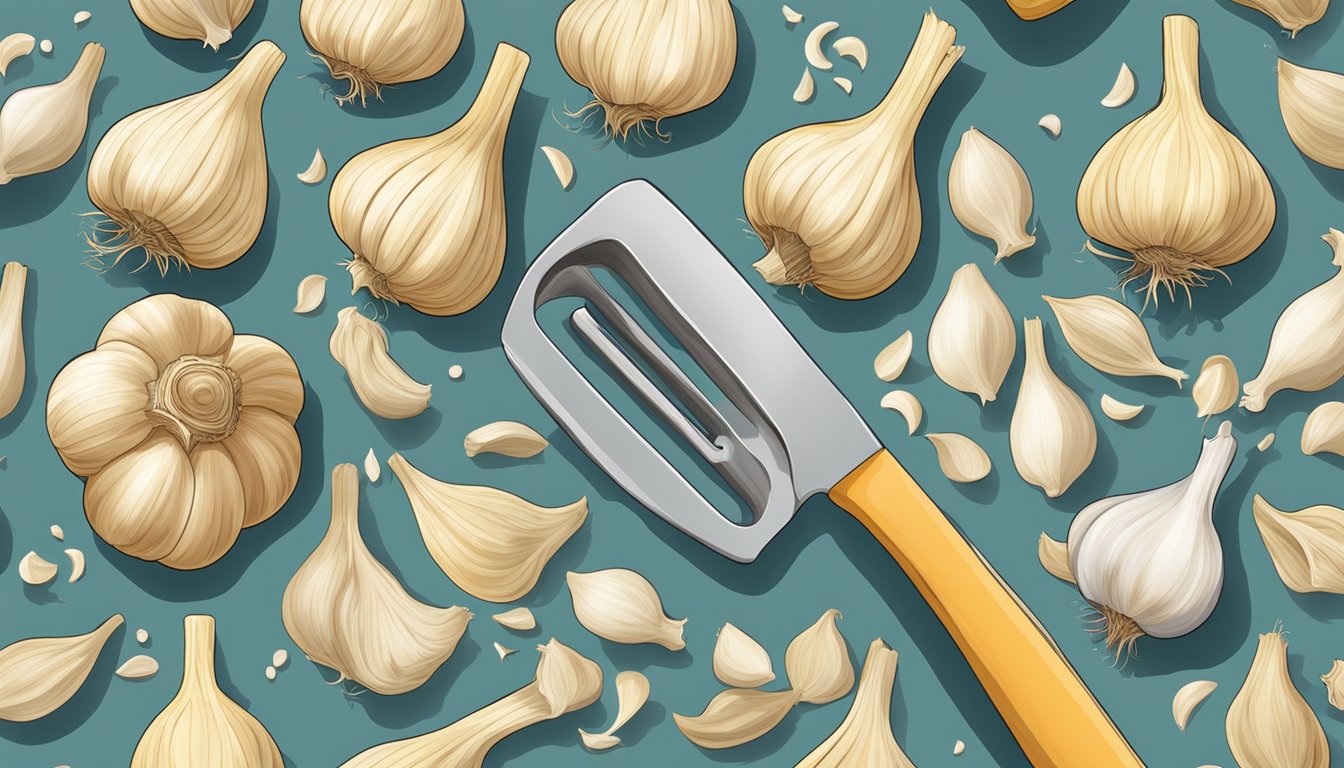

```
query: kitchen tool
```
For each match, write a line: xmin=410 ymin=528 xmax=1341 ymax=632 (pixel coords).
xmin=502 ymin=180 xmax=1143 ymax=767
xmin=1006 ymin=0 xmax=1074 ymax=20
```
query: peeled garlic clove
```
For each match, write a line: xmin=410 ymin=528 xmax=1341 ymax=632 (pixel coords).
xmin=1253 ymin=494 xmax=1344 ymax=593
xmin=879 ymin=391 xmax=921 ymax=435
xmin=1100 ymin=394 xmax=1144 ymax=422
xmin=464 ymin=421 xmax=548 ymax=459
xmin=714 ymin=623 xmax=775 ymax=688
xmin=540 ymin=146 xmax=574 ymax=190
xmin=494 ymin=642 xmax=516 ymax=662
xmin=390 ymin=453 xmax=587 ymax=602
xmin=795 ymin=639 xmax=916 ymax=768
xmin=1243 ymin=231 xmax=1344 ymax=411
xmin=1173 ymin=680 xmax=1216 ymax=730
xmin=74 ymin=11 xmax=93 ymax=26
xmin=296 ymin=149 xmax=326 ymax=184
xmin=1236 ymin=0 xmax=1328 ymax=37
xmin=0 ymin=34 xmax=35 ymax=78
xmin=873 ymin=331 xmax=913 ymax=382
xmin=492 ymin=607 xmax=536 ymax=632
xmin=342 ymin=639 xmax=602 ymax=767
xmin=329 ymin=307 xmax=431 ymax=420
xmin=953 ymin=740 xmax=966 ymax=756
xmin=0 ymin=615 xmax=123 ymax=722
xmin=1037 ymin=533 xmax=1074 ymax=583
xmin=793 ymin=68 xmax=815 ymax=103
xmin=1226 ymin=629 xmax=1328 ymax=768
xmin=1192 ymin=355 xmax=1238 ymax=417
xmin=579 ymin=670 xmax=650 ymax=750
xmin=1259 ymin=433 xmax=1276 ymax=452
xmin=1100 ymin=63 xmax=1135 ymax=108
xmin=1322 ymin=660 xmax=1344 ymax=710
xmin=64 ymin=548 xmax=85 ymax=584
xmin=136 ymin=628 xmax=150 ymax=644
xmin=804 ymin=21 xmax=839 ymax=71
xmin=786 ymin=609 xmax=853 ymax=705
xmin=948 ymin=128 xmax=1036 ymax=262
xmin=674 ymin=688 xmax=800 ymax=749
xmin=1044 ymin=294 xmax=1186 ymax=385
xmin=50 ymin=524 xmax=64 ymax=541
xmin=116 ymin=655 xmax=159 ymax=680
xmin=1278 ymin=60 xmax=1344 ymax=168
xmin=448 ymin=364 xmax=464 ymax=380
xmin=282 ymin=465 xmax=471 ymax=695
xmin=928 ymin=264 xmax=1015 ymax=404
xmin=832 ymin=36 xmax=867 ymax=70
xmin=363 ymin=448 xmax=380 ymax=482
xmin=0 ymin=262 xmax=27 ymax=419
xmin=782 ymin=5 xmax=803 ymax=24
xmin=925 ymin=433 xmax=991 ymax=483
xmin=1038 ymin=113 xmax=1061 ymax=138
xmin=0 ymin=44 xmax=105 ymax=185
xmin=19 ymin=551 xmax=57 ymax=585
xmin=265 ymin=665 xmax=276 ymax=681
xmin=131 ymin=0 xmax=255 ymax=50
xmin=293 ymin=274 xmax=327 ymax=313
xmin=272 ymin=649 xmax=288 ymax=668
xmin=1011 ymin=318 xmax=1097 ymax=498
xmin=567 ymin=569 xmax=686 ymax=650
xmin=832 ymin=77 xmax=853 ymax=95
xmin=1302 ymin=402 xmax=1344 ymax=456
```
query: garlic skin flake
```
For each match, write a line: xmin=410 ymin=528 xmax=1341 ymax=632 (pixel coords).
xmin=341 ymin=639 xmax=602 ymax=768
xmin=1252 ymin=494 xmax=1344 ymax=593
xmin=786 ymin=609 xmax=853 ymax=705
xmin=540 ymin=146 xmax=574 ymax=190
xmin=1067 ymin=422 xmax=1236 ymax=658
xmin=948 ymin=128 xmax=1036 ymax=262
xmin=1038 ymin=113 xmax=1061 ymax=138
xmin=1322 ymin=660 xmax=1344 ymax=710
xmin=1192 ymin=355 xmax=1238 ymax=417
xmin=363 ymin=448 xmax=380 ymax=482
xmin=492 ymin=607 xmax=536 ymax=632
xmin=579 ymin=670 xmax=650 ymax=750
xmin=0 ymin=34 xmax=35 ymax=78
xmin=0 ymin=614 xmax=123 ymax=722
xmin=674 ymin=688 xmax=800 ymax=749
xmin=64 ymin=548 xmax=86 ymax=584
xmin=1173 ymin=680 xmax=1216 ymax=730
xmin=793 ymin=69 xmax=815 ymax=103
xmin=879 ymin=391 xmax=921 ymax=435
xmin=833 ymin=77 xmax=853 ymax=96
xmin=494 ymin=642 xmax=515 ymax=662
xmin=18 ymin=552 xmax=57 ymax=585
xmin=1100 ymin=394 xmax=1144 ymax=422
xmin=1226 ymin=629 xmax=1329 ymax=768
xmin=1101 ymin=63 xmax=1135 ymax=108
xmin=282 ymin=464 xmax=471 ymax=696
xmin=1278 ymin=60 xmax=1344 ymax=169
xmin=0 ymin=262 xmax=27 ymax=419
xmin=0 ymin=44 xmax=105 ymax=185
xmin=131 ymin=0 xmax=255 ymax=50
xmin=1236 ymin=0 xmax=1328 ymax=37
xmin=1011 ymin=318 xmax=1096 ymax=498
xmin=389 ymin=453 xmax=587 ymax=602
xmin=293 ymin=274 xmax=327 ymax=314
xmin=925 ymin=433 xmax=991 ymax=483
xmin=795 ymin=639 xmax=916 ymax=768
xmin=1044 ymin=294 xmax=1186 ymax=385
xmin=1301 ymin=401 xmax=1344 ymax=456
xmin=1244 ymin=231 xmax=1344 ymax=411
xmin=833 ymin=36 xmax=868 ymax=70
xmin=745 ymin=12 xmax=963 ymax=299
xmin=567 ymin=569 xmax=686 ymax=650
xmin=296 ymin=149 xmax=326 ymax=185
xmin=873 ymin=331 xmax=913 ymax=382
xmin=714 ymin=623 xmax=775 ymax=688
xmin=463 ymin=421 xmax=548 ymax=459
xmin=1037 ymin=534 xmax=1074 ymax=583
xmin=116 ymin=655 xmax=160 ymax=680
xmin=928 ymin=264 xmax=1015 ymax=404
xmin=329 ymin=308 xmax=431 ymax=420
xmin=805 ymin=21 xmax=839 ymax=71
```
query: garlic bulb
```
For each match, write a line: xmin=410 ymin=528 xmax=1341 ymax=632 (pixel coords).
xmin=1044 ymin=294 xmax=1186 ymax=385
xmin=794 ymin=639 xmax=916 ymax=768
xmin=1252 ymin=494 xmax=1344 ymax=593
xmin=1067 ymin=422 xmax=1236 ymax=658
xmin=329 ymin=308 xmax=431 ymax=420
xmin=556 ymin=0 xmax=737 ymax=140
xmin=928 ymin=263 xmax=1015 ymax=403
xmin=1278 ymin=60 xmax=1344 ymax=168
xmin=1010 ymin=318 xmax=1096 ymax=498
xmin=132 ymin=615 xmax=282 ymax=766
xmin=785 ymin=609 xmax=853 ymax=705
xmin=388 ymin=452 xmax=587 ymax=602
xmin=1077 ymin=15 xmax=1275 ymax=305
xmin=1301 ymin=401 xmax=1344 ymax=456
xmin=567 ymin=569 xmax=686 ymax=650
xmin=744 ymin=11 xmax=963 ymax=299
xmin=282 ymin=464 xmax=472 ymax=695
xmin=1192 ymin=355 xmax=1238 ymax=417
xmin=0 ymin=43 xmax=104 ymax=184
xmin=301 ymin=0 xmax=464 ymax=106
xmin=131 ymin=0 xmax=255 ymax=50
xmin=1233 ymin=0 xmax=1328 ymax=36
xmin=1225 ymin=629 xmax=1329 ymax=768
xmin=1243 ymin=230 xmax=1344 ymax=412
xmin=948 ymin=127 xmax=1035 ymax=262
xmin=47 ymin=294 xmax=303 ymax=569
xmin=331 ymin=44 xmax=528 ymax=316
xmin=464 ymin=421 xmax=548 ymax=458
xmin=714 ymin=623 xmax=775 ymax=688
xmin=0 ymin=262 xmax=27 ymax=419
xmin=674 ymin=688 xmax=800 ymax=749
xmin=579 ymin=670 xmax=650 ymax=750
xmin=87 ymin=41 xmax=284 ymax=273
xmin=0 ymin=614 xmax=123 ymax=722
xmin=341 ymin=639 xmax=602 ymax=767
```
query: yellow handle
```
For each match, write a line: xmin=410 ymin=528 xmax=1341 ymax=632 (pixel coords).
xmin=1005 ymin=0 xmax=1075 ymax=20
xmin=829 ymin=450 xmax=1144 ymax=768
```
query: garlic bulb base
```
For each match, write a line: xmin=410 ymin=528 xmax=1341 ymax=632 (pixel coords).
xmin=995 ymin=233 xmax=1036 ymax=263
xmin=85 ymin=210 xmax=188 ymax=276
xmin=314 ymin=53 xmax=382 ymax=107
xmin=346 ymin=257 xmax=395 ymax=304
xmin=571 ymin=100 xmax=669 ymax=143
xmin=1092 ymin=605 xmax=1143 ymax=663
xmin=752 ymin=233 xmax=812 ymax=287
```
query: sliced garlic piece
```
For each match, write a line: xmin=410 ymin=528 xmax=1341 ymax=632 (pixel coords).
xmin=832 ymin=36 xmax=867 ymax=70
xmin=272 ymin=649 xmax=288 ymax=668
xmin=1039 ymin=113 xmax=1061 ymax=138
xmin=1301 ymin=401 xmax=1344 ymax=457
xmin=38 ymin=40 xmax=52 ymax=56
xmin=1258 ymin=433 xmax=1276 ymax=452
xmin=1037 ymin=534 xmax=1074 ymax=583
xmin=1173 ymin=680 xmax=1216 ymax=730
xmin=805 ymin=21 xmax=839 ymax=71
xmin=116 ymin=655 xmax=159 ymax=680
xmin=0 ymin=34 xmax=35 ymax=78
xmin=19 ymin=552 xmax=57 ymax=585
xmin=0 ymin=614 xmax=123 ymax=722
xmin=793 ymin=69 xmax=814 ymax=103
xmin=1323 ymin=659 xmax=1344 ymax=710
xmin=714 ymin=623 xmax=775 ymax=688
xmin=1253 ymin=494 xmax=1344 ymax=593
xmin=492 ymin=607 xmax=536 ymax=631
xmin=926 ymin=433 xmax=991 ymax=483
xmin=928 ymin=264 xmax=1016 ymax=403
xmin=363 ymin=448 xmax=380 ymax=482
xmin=448 ymin=364 xmax=464 ymax=380
xmin=1226 ymin=628 xmax=1328 ymax=768
xmin=567 ymin=569 xmax=686 ymax=650
xmin=953 ymin=739 xmax=966 ymax=756
xmin=1101 ymin=63 xmax=1135 ymax=108
xmin=64 ymin=548 xmax=85 ymax=584
xmin=464 ymin=421 xmax=548 ymax=459
xmin=879 ymin=391 xmax=921 ymax=435
xmin=833 ymin=77 xmax=852 ymax=95
xmin=873 ymin=331 xmax=913 ymax=382
xmin=297 ymin=149 xmax=326 ymax=185
xmin=265 ymin=665 xmax=276 ymax=681
xmin=1011 ymin=317 xmax=1097 ymax=498
xmin=293 ymin=274 xmax=327 ymax=314
xmin=540 ymin=146 xmax=574 ymax=190
xmin=795 ymin=639 xmax=916 ymax=767
xmin=1100 ymin=394 xmax=1144 ymax=422
xmin=782 ymin=5 xmax=803 ymax=24
xmin=1192 ymin=355 xmax=1238 ymax=417
xmin=494 ymin=642 xmax=515 ymax=661
xmin=50 ymin=524 xmax=64 ymax=541
xmin=136 ymin=628 xmax=150 ymax=644
xmin=948 ymin=128 xmax=1036 ymax=262
xmin=1044 ymin=294 xmax=1186 ymax=385
xmin=330 ymin=307 xmax=431 ymax=420
xmin=674 ymin=688 xmax=800 ymax=749
xmin=579 ymin=670 xmax=650 ymax=750
xmin=786 ymin=609 xmax=853 ymax=705
xmin=74 ymin=11 xmax=92 ymax=26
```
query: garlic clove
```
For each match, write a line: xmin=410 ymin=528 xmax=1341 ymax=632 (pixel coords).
xmin=494 ymin=642 xmax=516 ymax=662
xmin=879 ymin=391 xmax=922 ymax=435
xmin=131 ymin=0 xmax=256 ymax=50
xmin=1278 ymin=60 xmax=1344 ymax=169
xmin=159 ymin=444 xmax=245 ymax=570
xmin=1322 ymin=660 xmax=1344 ymax=710
xmin=0 ymin=33 xmax=35 ymax=78
xmin=832 ymin=36 xmax=867 ymax=70
xmin=273 ymin=649 xmax=288 ymax=668
xmin=329 ymin=307 xmax=431 ymax=420
xmin=1252 ymin=494 xmax=1344 ymax=593
xmin=925 ymin=433 xmax=991 ymax=483
xmin=714 ymin=623 xmax=775 ymax=689
xmin=953 ymin=739 xmax=966 ymax=756
xmin=265 ymin=665 xmax=276 ymax=681
xmin=1101 ymin=63 xmax=1135 ymax=108
xmin=540 ymin=146 xmax=574 ymax=190
xmin=782 ymin=5 xmax=804 ymax=24
xmin=948 ymin=128 xmax=1036 ymax=262
xmin=0 ymin=45 xmax=105 ymax=185
xmin=219 ymin=405 xmax=302 ymax=528
xmin=1044 ymin=294 xmax=1186 ymax=385
xmin=363 ymin=448 xmax=380 ymax=483
xmin=674 ymin=688 xmax=800 ymax=749
xmin=50 ymin=524 xmax=64 ymax=541
xmin=873 ymin=331 xmax=913 ymax=382
xmin=116 ymin=655 xmax=159 ymax=680
xmin=1192 ymin=355 xmax=1238 ymax=417
xmin=18 ymin=551 xmax=57 ymax=585
xmin=1173 ymin=680 xmax=1216 ymax=730
xmin=1038 ymin=113 xmax=1061 ymax=138
xmin=928 ymin=264 xmax=1016 ymax=404
xmin=785 ymin=609 xmax=853 ymax=705
xmin=1300 ymin=401 xmax=1344 ymax=457
xmin=97 ymin=292 xmax=234 ymax=370
xmin=0 ymin=262 xmax=28 ymax=418
xmin=567 ymin=569 xmax=686 ymax=650
xmin=579 ymin=670 xmax=650 ymax=750
xmin=64 ymin=548 xmax=86 ymax=584
xmin=1237 ymin=0 xmax=1328 ymax=37
xmin=492 ymin=607 xmax=536 ymax=632
xmin=463 ymin=421 xmax=548 ymax=459
xmin=389 ymin=452 xmax=587 ymax=602
xmin=1226 ymin=628 xmax=1329 ymax=768
xmin=1100 ymin=394 xmax=1144 ymax=422
xmin=1011 ymin=318 xmax=1097 ymax=498
xmin=74 ymin=11 xmax=93 ymax=26
xmin=293 ymin=274 xmax=327 ymax=314
xmin=1037 ymin=534 xmax=1074 ymax=583
xmin=795 ymin=639 xmax=916 ymax=768
xmin=297 ymin=149 xmax=326 ymax=185
xmin=83 ymin=432 xmax=195 ymax=562
xmin=1258 ymin=433 xmax=1276 ymax=452
xmin=137 ymin=628 xmax=150 ymax=644
xmin=833 ymin=77 xmax=853 ymax=95
xmin=0 ymin=614 xmax=124 ymax=722
xmin=805 ymin=21 xmax=839 ymax=71
xmin=793 ymin=69 xmax=815 ymax=103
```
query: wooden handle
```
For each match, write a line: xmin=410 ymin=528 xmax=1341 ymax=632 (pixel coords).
xmin=1005 ymin=0 xmax=1075 ymax=20
xmin=829 ymin=451 xmax=1144 ymax=768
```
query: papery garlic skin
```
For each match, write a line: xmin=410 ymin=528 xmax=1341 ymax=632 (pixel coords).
xmin=567 ymin=569 xmax=686 ymax=650
xmin=1011 ymin=318 xmax=1096 ymax=498
xmin=557 ymin=0 xmax=737 ymax=140
xmin=0 ymin=43 xmax=104 ymax=184
xmin=131 ymin=0 xmax=255 ymax=50
xmin=948 ymin=128 xmax=1036 ymax=262
xmin=673 ymin=688 xmax=800 ymax=749
xmin=0 ymin=614 xmax=123 ymax=722
xmin=329 ymin=308 xmax=431 ymax=420
xmin=1243 ymin=231 xmax=1344 ymax=412
xmin=1226 ymin=629 xmax=1329 ymax=768
xmin=1044 ymin=294 xmax=1186 ymax=385
xmin=1322 ymin=660 xmax=1344 ymax=710
xmin=795 ymin=639 xmax=916 ymax=768
xmin=1234 ymin=0 xmax=1328 ymax=37
xmin=1278 ymin=60 xmax=1344 ymax=169
xmin=1067 ymin=422 xmax=1236 ymax=657
xmin=928 ymin=263 xmax=1015 ymax=403
xmin=301 ymin=0 xmax=464 ymax=106
xmin=744 ymin=12 xmax=963 ymax=299
xmin=0 ymin=262 xmax=28 ymax=419
xmin=1252 ymin=494 xmax=1344 ymax=593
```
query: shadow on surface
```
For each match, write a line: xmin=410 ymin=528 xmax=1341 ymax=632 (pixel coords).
xmin=963 ymin=0 xmax=1131 ymax=67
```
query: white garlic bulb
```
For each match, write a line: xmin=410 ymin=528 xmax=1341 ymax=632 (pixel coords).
xmin=947 ymin=127 xmax=1035 ymax=262
xmin=1067 ymin=422 xmax=1236 ymax=658
xmin=927 ymin=263 xmax=1015 ymax=404
xmin=1010 ymin=318 xmax=1096 ymax=498
xmin=131 ymin=0 xmax=255 ymax=50
xmin=0 ymin=43 xmax=104 ymax=184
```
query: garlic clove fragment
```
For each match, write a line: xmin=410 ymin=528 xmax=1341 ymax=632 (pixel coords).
xmin=1252 ymin=494 xmax=1344 ymax=593
xmin=948 ymin=128 xmax=1036 ymax=262
xmin=293 ymin=274 xmax=327 ymax=313
xmin=873 ymin=331 xmax=913 ymax=382
xmin=296 ymin=149 xmax=326 ymax=185
xmin=329 ymin=308 xmax=431 ymax=420
xmin=0 ymin=614 xmax=123 ymax=722
xmin=785 ymin=609 xmax=853 ymax=705
xmin=18 ymin=551 xmax=56 ymax=585
xmin=579 ymin=670 xmax=649 ymax=750
xmin=674 ymin=688 xmax=800 ymax=749
xmin=1235 ymin=0 xmax=1328 ymax=37
xmin=879 ymin=391 xmax=921 ymax=434
xmin=1100 ymin=63 xmax=1135 ymax=108
xmin=0 ymin=262 xmax=29 ymax=419
xmin=0 ymin=43 xmax=105 ymax=185
xmin=131 ymin=0 xmax=255 ymax=50
xmin=1192 ymin=355 xmax=1238 ymax=417
xmin=463 ymin=421 xmax=548 ymax=459
xmin=1044 ymin=294 xmax=1186 ymax=385
xmin=0 ymin=34 xmax=35 ymax=78
xmin=928 ymin=264 xmax=1015 ymax=404
xmin=1173 ymin=680 xmax=1217 ymax=730
xmin=1226 ymin=628 xmax=1329 ymax=768
xmin=492 ymin=607 xmax=536 ymax=632
xmin=1037 ymin=534 xmax=1074 ymax=583
xmin=926 ymin=433 xmax=991 ymax=483
xmin=714 ymin=623 xmax=775 ymax=689
xmin=794 ymin=639 xmax=916 ymax=768
xmin=1301 ymin=401 xmax=1344 ymax=456
xmin=1322 ymin=660 xmax=1344 ymax=710
xmin=567 ymin=569 xmax=686 ymax=650
xmin=1011 ymin=318 xmax=1096 ymax=498
xmin=1100 ymin=395 xmax=1144 ymax=422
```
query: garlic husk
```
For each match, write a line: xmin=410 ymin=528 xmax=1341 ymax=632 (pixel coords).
xmin=1172 ymin=680 xmax=1216 ymax=730
xmin=301 ymin=0 xmax=464 ymax=106
xmin=873 ymin=331 xmax=913 ymax=382
xmin=579 ymin=670 xmax=650 ymax=750
xmin=492 ymin=607 xmax=536 ymax=632
xmin=714 ymin=623 xmax=775 ymax=688
xmin=1252 ymin=494 xmax=1344 ymax=593
xmin=19 ymin=551 xmax=57 ymax=585
xmin=925 ymin=432 xmax=991 ymax=483
xmin=1011 ymin=318 xmax=1097 ymax=498
xmin=0 ymin=614 xmax=123 ymax=722
xmin=1100 ymin=63 xmax=1135 ymax=108
xmin=1278 ymin=60 xmax=1344 ymax=168
xmin=673 ymin=688 xmax=800 ymax=749
xmin=1243 ymin=231 xmax=1344 ymax=412
xmin=567 ymin=569 xmax=686 ymax=650
xmin=928 ymin=263 xmax=1015 ymax=403
xmin=1192 ymin=355 xmax=1238 ymax=417
xmin=948 ymin=128 xmax=1036 ymax=262
xmin=388 ymin=452 xmax=587 ymax=602
xmin=341 ymin=639 xmax=602 ymax=767
xmin=879 ymin=391 xmax=921 ymax=434
xmin=494 ymin=642 xmax=515 ymax=662
xmin=464 ymin=421 xmax=548 ymax=459
xmin=293 ymin=274 xmax=327 ymax=313
xmin=0 ymin=33 xmax=35 ymax=77
xmin=1078 ymin=15 xmax=1275 ymax=306
xmin=1044 ymin=294 xmax=1186 ymax=385
xmin=1067 ymin=422 xmax=1236 ymax=658
xmin=1037 ymin=533 xmax=1074 ymax=583
xmin=1226 ymin=629 xmax=1329 ymax=768
xmin=1301 ymin=401 xmax=1344 ymax=456
xmin=1322 ymin=660 xmax=1344 ymax=710
xmin=1100 ymin=394 xmax=1144 ymax=422
xmin=0 ymin=262 xmax=28 ymax=419
xmin=281 ymin=464 xmax=471 ymax=695
xmin=0 ymin=43 xmax=104 ymax=184
xmin=86 ymin=41 xmax=284 ymax=273
xmin=332 ymin=44 xmax=528 ymax=316
xmin=1234 ymin=0 xmax=1328 ymax=37
xmin=557 ymin=0 xmax=737 ymax=140
xmin=744 ymin=11 xmax=963 ymax=299
xmin=785 ymin=609 xmax=854 ymax=705
xmin=329 ymin=307 xmax=431 ymax=420
xmin=130 ymin=0 xmax=254 ymax=50
xmin=794 ymin=639 xmax=916 ymax=768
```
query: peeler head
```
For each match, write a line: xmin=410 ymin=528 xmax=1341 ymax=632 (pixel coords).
xmin=502 ymin=180 xmax=879 ymax=563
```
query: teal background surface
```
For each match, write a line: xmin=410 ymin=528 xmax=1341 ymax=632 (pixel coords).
xmin=2 ymin=0 xmax=1344 ymax=765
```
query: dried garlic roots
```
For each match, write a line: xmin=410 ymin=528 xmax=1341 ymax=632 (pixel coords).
xmin=1226 ymin=628 xmax=1329 ymax=768
xmin=567 ymin=569 xmax=686 ymax=650
xmin=0 ymin=614 xmax=123 ymax=722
